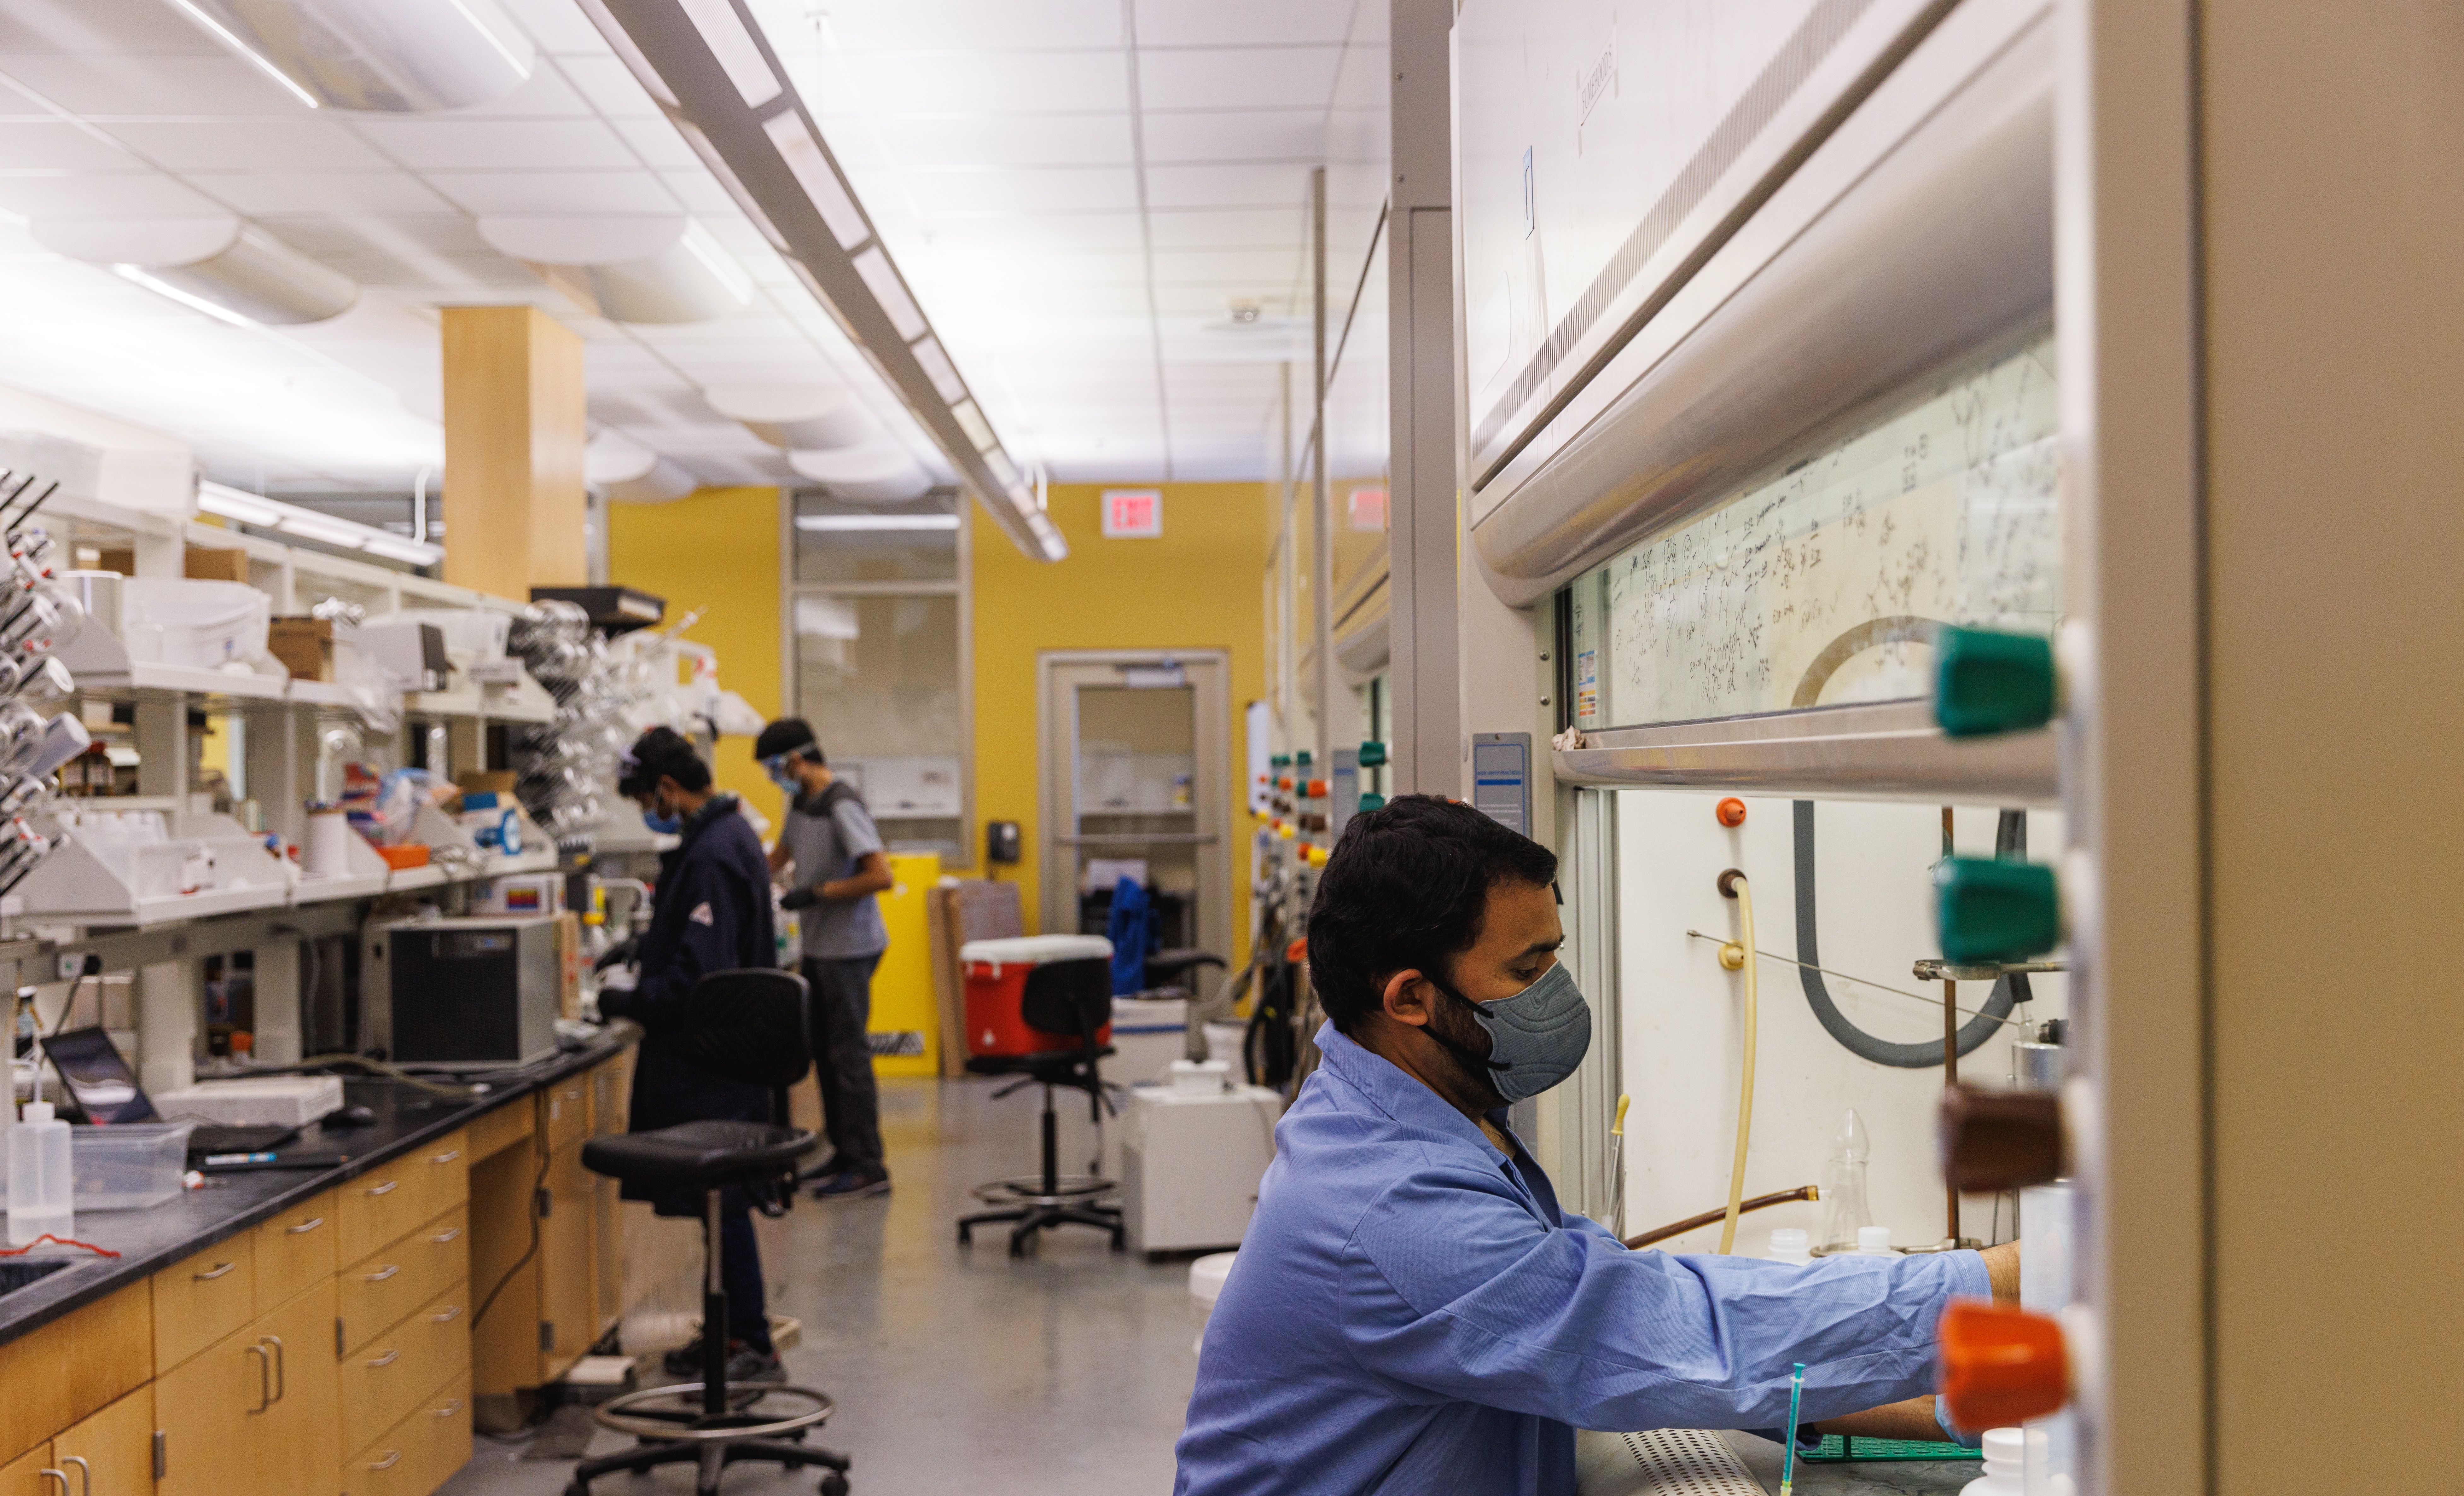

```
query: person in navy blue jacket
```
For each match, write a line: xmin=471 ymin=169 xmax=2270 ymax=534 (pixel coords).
xmin=596 ymin=726 xmax=787 ymax=1383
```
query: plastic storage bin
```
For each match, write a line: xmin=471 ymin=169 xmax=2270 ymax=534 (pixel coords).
xmin=69 ymin=1122 xmax=194 ymax=1210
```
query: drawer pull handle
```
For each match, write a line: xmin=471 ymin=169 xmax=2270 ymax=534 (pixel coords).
xmin=365 ymin=1349 xmax=402 ymax=1368
xmin=365 ymin=1180 xmax=401 ymax=1197
xmin=432 ymin=1304 xmax=464 ymax=1324
xmin=430 ymin=1227 xmax=463 ymax=1245
xmin=367 ymin=1451 xmax=404 ymax=1472
xmin=193 ymin=1260 xmax=239 ymax=1281
xmin=36 ymin=1469 xmax=66 ymax=1496
xmin=430 ymin=1148 xmax=462 ymax=1164
xmin=364 ymin=1264 xmax=401 ymax=1282
xmin=285 ymin=1216 xmax=326 ymax=1234
xmin=435 ymin=1399 xmax=466 ymax=1418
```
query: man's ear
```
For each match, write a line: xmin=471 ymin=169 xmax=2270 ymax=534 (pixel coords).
xmin=1380 ymin=969 xmax=1435 ymax=1028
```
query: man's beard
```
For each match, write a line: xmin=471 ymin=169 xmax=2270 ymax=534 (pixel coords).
xmin=1421 ymin=983 xmax=1507 ymax=1112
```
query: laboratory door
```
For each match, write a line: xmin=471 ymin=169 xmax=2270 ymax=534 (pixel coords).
xmin=1038 ymin=651 xmax=1230 ymax=965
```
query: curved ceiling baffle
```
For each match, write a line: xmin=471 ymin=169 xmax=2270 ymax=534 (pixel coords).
xmin=478 ymin=216 xmax=754 ymax=325
xmin=163 ymin=0 xmax=538 ymax=112
xmin=576 ymin=0 xmax=1066 ymax=562
xmin=701 ymin=385 xmax=881 ymax=449
xmin=585 ymin=429 xmax=697 ymax=503
xmin=34 ymin=216 xmax=357 ymax=326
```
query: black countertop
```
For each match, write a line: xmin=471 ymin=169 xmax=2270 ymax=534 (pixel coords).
xmin=0 ymin=1025 xmax=637 ymax=1347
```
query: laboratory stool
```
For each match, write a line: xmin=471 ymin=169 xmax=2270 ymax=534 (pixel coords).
xmin=566 ymin=1120 xmax=847 ymax=1496
xmin=958 ymin=954 xmax=1126 ymax=1256
xmin=1144 ymin=948 xmax=1227 ymax=994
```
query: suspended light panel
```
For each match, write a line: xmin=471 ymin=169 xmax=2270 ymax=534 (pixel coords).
xmin=38 ymin=217 xmax=357 ymax=326
xmin=478 ymin=215 xmax=751 ymax=324
xmin=703 ymin=385 xmax=881 ymax=450
xmin=162 ymin=0 xmax=536 ymax=113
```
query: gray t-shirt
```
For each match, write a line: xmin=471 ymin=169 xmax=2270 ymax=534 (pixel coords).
xmin=781 ymin=785 xmax=888 ymax=958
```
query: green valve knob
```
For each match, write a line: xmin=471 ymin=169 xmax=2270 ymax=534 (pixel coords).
xmin=1357 ymin=792 xmax=1387 ymax=812
xmin=1934 ymin=857 xmax=2062 ymax=964
xmin=1933 ymin=626 xmax=2057 ymax=738
xmin=1294 ymin=750 xmax=1313 ymax=768
xmin=1270 ymin=754 xmax=1291 ymax=768
xmin=1358 ymin=741 xmax=1388 ymax=767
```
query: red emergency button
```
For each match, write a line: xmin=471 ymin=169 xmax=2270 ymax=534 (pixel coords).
xmin=1938 ymin=1300 xmax=2069 ymax=1429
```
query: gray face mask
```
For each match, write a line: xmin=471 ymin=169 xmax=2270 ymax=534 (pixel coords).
xmin=1430 ymin=961 xmax=1593 ymax=1104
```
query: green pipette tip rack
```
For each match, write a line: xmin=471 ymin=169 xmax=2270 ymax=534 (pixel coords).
xmin=1800 ymin=1435 xmax=1982 ymax=1463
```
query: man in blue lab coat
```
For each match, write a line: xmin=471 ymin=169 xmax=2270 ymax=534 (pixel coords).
xmin=1175 ymin=795 xmax=2016 ymax=1496
xmin=596 ymin=726 xmax=788 ymax=1383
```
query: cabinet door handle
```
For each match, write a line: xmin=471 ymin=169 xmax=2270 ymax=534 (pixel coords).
xmin=366 ymin=1450 xmax=404 ymax=1472
xmin=36 ymin=1469 xmax=66 ymax=1496
xmin=434 ymin=1399 xmax=465 ymax=1418
xmin=261 ymin=1334 xmax=287 ymax=1404
xmin=57 ymin=1456 xmax=89 ymax=1496
xmin=429 ymin=1148 xmax=462 ymax=1164
xmin=429 ymin=1226 xmax=462 ymax=1245
xmin=365 ymin=1349 xmax=401 ymax=1368
xmin=431 ymin=1304 xmax=463 ymax=1324
xmin=364 ymin=1180 xmax=400 ymax=1197
xmin=193 ymin=1260 xmax=239 ymax=1281
xmin=285 ymin=1215 xmax=325 ymax=1234
xmin=363 ymin=1264 xmax=401 ymax=1282
xmin=244 ymin=1343 xmax=271 ymax=1412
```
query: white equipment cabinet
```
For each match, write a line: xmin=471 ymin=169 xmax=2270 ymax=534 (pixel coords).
xmin=1119 ymin=1082 xmax=1281 ymax=1255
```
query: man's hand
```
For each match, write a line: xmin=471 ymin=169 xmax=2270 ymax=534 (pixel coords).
xmin=779 ymin=884 xmax=819 ymax=911
xmin=1979 ymin=1240 xmax=2020 ymax=1304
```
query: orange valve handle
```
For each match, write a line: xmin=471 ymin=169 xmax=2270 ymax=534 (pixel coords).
xmin=1716 ymin=797 xmax=1747 ymax=828
xmin=1306 ymin=779 xmax=1329 ymax=798
xmin=1938 ymin=1300 xmax=2069 ymax=1430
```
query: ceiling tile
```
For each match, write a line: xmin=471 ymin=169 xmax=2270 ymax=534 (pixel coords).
xmin=775 ymin=0 xmax=1124 ymax=52
xmin=442 ymin=62 xmax=593 ymax=118
xmin=1143 ymin=206 xmax=1308 ymax=249
xmin=1144 ymin=162 xmax=1313 ymax=211
xmin=353 ymin=118 xmax=636 ymax=171
xmin=0 ymin=0 xmax=223 ymax=54
xmin=0 ymin=169 xmax=224 ymax=217
xmin=422 ymin=169 xmax=678 ymax=214
xmin=552 ymin=54 xmax=663 ymax=119
xmin=102 ymin=119 xmax=392 ymax=172
xmin=657 ymin=169 xmax=738 ymax=213
xmin=608 ymin=114 xmax=703 ymax=169
xmin=1131 ymin=0 xmax=1359 ymax=48
xmin=493 ymin=0 xmax=618 ymax=56
xmin=811 ymin=50 xmax=1131 ymax=115
xmin=892 ymin=165 xmax=1140 ymax=216
xmin=1140 ymin=108 xmax=1325 ymax=163
xmin=1136 ymin=47 xmax=1341 ymax=111
xmin=0 ymin=53 xmax=308 ymax=115
xmin=866 ymin=113 xmax=1135 ymax=169
xmin=0 ymin=120 xmax=139 ymax=170
xmin=187 ymin=170 xmax=459 ymax=215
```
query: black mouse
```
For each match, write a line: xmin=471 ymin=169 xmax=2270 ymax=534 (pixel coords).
xmin=326 ymin=1104 xmax=377 ymax=1128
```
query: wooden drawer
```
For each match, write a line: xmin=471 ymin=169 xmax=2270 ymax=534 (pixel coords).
xmin=340 ymin=1204 xmax=469 ymax=1356
xmin=465 ymin=1098 xmax=533 ymax=1164
xmin=338 ymin=1280 xmax=469 ymax=1454
xmin=257 ymin=1188 xmax=338 ymax=1313
xmin=0 ymin=1444 xmax=51 ymax=1496
xmin=342 ymin=1372 xmax=470 ymax=1496
xmin=588 ymin=1053 xmax=632 ymax=1135
xmin=154 ymin=1234 xmax=256 ymax=1372
xmin=52 ymin=1386 xmax=153 ymax=1496
xmin=541 ymin=1076 xmax=590 ymax=1153
xmin=0 ymin=1284 xmax=150 ymax=1463
xmin=339 ymin=1129 xmax=470 ymax=1263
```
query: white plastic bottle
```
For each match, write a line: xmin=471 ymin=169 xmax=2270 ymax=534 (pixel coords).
xmin=6 ymin=1100 xmax=71 ymax=1246
xmin=1855 ymin=1225 xmax=1894 ymax=1255
xmin=1767 ymin=1227 xmax=1812 ymax=1264
xmin=1961 ymin=1427 xmax=2028 ymax=1496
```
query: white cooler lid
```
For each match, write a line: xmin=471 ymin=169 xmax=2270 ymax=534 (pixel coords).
xmin=961 ymin=933 xmax=1113 ymax=966
xmin=1189 ymin=1251 xmax=1239 ymax=1308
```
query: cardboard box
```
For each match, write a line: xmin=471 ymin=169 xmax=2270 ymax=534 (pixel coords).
xmin=456 ymin=771 xmax=518 ymax=796
xmin=925 ymin=879 xmax=1024 ymax=1076
xmin=553 ymin=910 xmax=582 ymax=1020
xmin=267 ymin=616 xmax=336 ymax=681
xmin=94 ymin=545 xmax=251 ymax=583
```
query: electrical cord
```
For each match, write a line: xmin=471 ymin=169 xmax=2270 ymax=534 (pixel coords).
xmin=472 ymin=1145 xmax=553 ymax=1329
xmin=244 ymin=1053 xmax=484 ymax=1097
xmin=1716 ymin=871 xmax=1759 ymax=1255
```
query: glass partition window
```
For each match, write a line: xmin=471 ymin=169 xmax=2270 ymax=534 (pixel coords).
xmin=1567 ymin=335 xmax=2059 ymax=731
xmin=792 ymin=489 xmax=959 ymax=583
xmin=793 ymin=590 xmax=966 ymax=862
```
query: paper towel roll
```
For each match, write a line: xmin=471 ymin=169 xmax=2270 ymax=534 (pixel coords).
xmin=303 ymin=809 xmax=352 ymax=877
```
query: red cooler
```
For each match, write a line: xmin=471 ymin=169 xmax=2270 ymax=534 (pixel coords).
xmin=961 ymin=934 xmax=1114 ymax=1056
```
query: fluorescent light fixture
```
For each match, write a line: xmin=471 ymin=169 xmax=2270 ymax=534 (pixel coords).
xmin=761 ymin=112 xmax=868 ymax=250
xmin=950 ymin=400 xmax=996 ymax=453
xmin=848 ymin=247 xmax=926 ymax=341
xmin=58 ymin=218 xmax=358 ymax=326
xmin=675 ymin=218 xmax=755 ymax=304
xmin=794 ymin=514 xmax=959 ymax=533
xmin=196 ymin=480 xmax=444 ymax=566
xmin=909 ymin=338 xmax=967 ymax=404
xmin=164 ymin=0 xmax=535 ymax=112
xmin=114 ymin=264 xmax=258 ymax=329
xmin=676 ymin=0 xmax=781 ymax=107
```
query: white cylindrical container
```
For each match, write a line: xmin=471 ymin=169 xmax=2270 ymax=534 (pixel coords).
xmin=303 ymin=807 xmax=352 ymax=876
xmin=1169 ymin=1059 xmax=1231 ymax=1095
xmin=1767 ymin=1227 xmax=1812 ymax=1264
xmin=1855 ymin=1225 xmax=1894 ymax=1255
xmin=7 ymin=1099 xmax=72 ymax=1245
xmin=1188 ymin=1251 xmax=1238 ymax=1354
xmin=1961 ymin=1427 xmax=2028 ymax=1495
xmin=1202 ymin=1021 xmax=1247 ymax=1067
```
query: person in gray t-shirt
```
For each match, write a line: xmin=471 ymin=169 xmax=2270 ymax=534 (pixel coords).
xmin=757 ymin=717 xmax=893 ymax=1199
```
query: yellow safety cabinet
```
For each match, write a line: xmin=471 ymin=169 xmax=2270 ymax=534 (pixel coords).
xmin=869 ymin=852 xmax=944 ymax=1077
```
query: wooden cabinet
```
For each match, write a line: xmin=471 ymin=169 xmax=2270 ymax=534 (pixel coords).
xmin=159 ymin=1278 xmax=338 ymax=1496
xmin=342 ymin=1373 xmax=468 ymax=1496
xmin=152 ymin=1239 xmax=254 ymax=1374
xmin=339 ymin=1207 xmax=468 ymax=1357
xmin=256 ymin=1190 xmax=338 ymax=1311
xmin=0 ymin=1287 xmax=151 ymax=1465
xmin=53 ymin=1387 xmax=154 ymax=1496
xmin=541 ymin=1079 xmax=589 ymax=1154
xmin=338 ymin=1283 xmax=467 ymax=1460
xmin=258 ymin=1280 xmax=341 ymax=1496
xmin=473 ymin=1056 xmax=634 ymax=1398
xmin=0 ymin=1445 xmax=54 ymax=1496
xmin=340 ymin=1131 xmax=468 ymax=1264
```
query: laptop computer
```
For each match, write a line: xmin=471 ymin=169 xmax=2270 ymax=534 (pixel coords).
xmin=41 ymin=1027 xmax=303 ymax=1159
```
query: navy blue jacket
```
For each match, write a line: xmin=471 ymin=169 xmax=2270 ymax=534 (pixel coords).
xmin=600 ymin=793 xmax=779 ymax=1207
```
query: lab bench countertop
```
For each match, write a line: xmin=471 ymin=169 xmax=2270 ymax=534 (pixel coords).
xmin=0 ymin=1023 xmax=638 ymax=1347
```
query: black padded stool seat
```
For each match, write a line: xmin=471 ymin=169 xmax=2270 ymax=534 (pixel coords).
xmin=583 ymin=1120 xmax=818 ymax=1192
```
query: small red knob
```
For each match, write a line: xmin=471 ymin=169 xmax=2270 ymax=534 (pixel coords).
xmin=1716 ymin=797 xmax=1747 ymax=828
xmin=1307 ymin=779 xmax=1329 ymax=798
xmin=1938 ymin=1300 xmax=2069 ymax=1429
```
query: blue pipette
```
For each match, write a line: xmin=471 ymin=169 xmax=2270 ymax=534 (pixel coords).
xmin=1779 ymin=1362 xmax=1807 ymax=1496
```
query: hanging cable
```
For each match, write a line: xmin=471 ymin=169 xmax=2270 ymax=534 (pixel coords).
xmin=1681 ymin=933 xmax=2035 ymax=1031
xmin=1714 ymin=869 xmax=1758 ymax=1255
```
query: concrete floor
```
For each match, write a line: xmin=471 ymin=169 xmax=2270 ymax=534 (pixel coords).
xmin=444 ymin=1075 xmax=1201 ymax=1496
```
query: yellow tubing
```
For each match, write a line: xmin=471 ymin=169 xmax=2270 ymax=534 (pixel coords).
xmin=1718 ymin=874 xmax=1759 ymax=1254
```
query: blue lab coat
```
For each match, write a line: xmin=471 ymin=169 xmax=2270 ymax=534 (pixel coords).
xmin=1173 ymin=1024 xmax=1990 ymax=1496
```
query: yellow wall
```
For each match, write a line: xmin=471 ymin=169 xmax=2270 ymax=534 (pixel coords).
xmin=606 ymin=487 xmax=784 ymax=823
xmin=972 ymin=482 xmax=1271 ymax=969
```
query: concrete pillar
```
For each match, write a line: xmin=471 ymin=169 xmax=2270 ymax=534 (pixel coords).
xmin=137 ymin=959 xmax=196 ymax=1095
xmin=441 ymin=306 xmax=587 ymax=599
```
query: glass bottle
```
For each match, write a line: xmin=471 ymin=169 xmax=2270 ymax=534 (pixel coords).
xmin=1818 ymin=1108 xmax=1874 ymax=1254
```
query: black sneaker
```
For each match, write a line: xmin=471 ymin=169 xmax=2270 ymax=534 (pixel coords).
xmin=660 ymin=1334 xmax=707 ymax=1380
xmin=811 ymin=1166 xmax=889 ymax=1202
xmin=795 ymin=1155 xmax=850 ymax=1187
xmin=726 ymin=1344 xmax=786 ymax=1384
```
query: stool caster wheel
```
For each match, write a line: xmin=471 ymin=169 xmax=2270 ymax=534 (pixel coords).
xmin=819 ymin=1473 xmax=851 ymax=1496
xmin=956 ymin=1225 xmax=972 ymax=1248
xmin=1110 ymin=1231 xmax=1125 ymax=1252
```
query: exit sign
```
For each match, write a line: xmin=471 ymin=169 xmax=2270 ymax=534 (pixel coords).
xmin=1101 ymin=488 xmax=1161 ymax=538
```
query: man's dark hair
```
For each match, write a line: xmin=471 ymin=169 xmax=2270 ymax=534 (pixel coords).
xmin=753 ymin=717 xmax=825 ymax=765
xmin=1306 ymin=794 xmax=1558 ymax=1035
xmin=618 ymin=725 xmax=711 ymax=797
